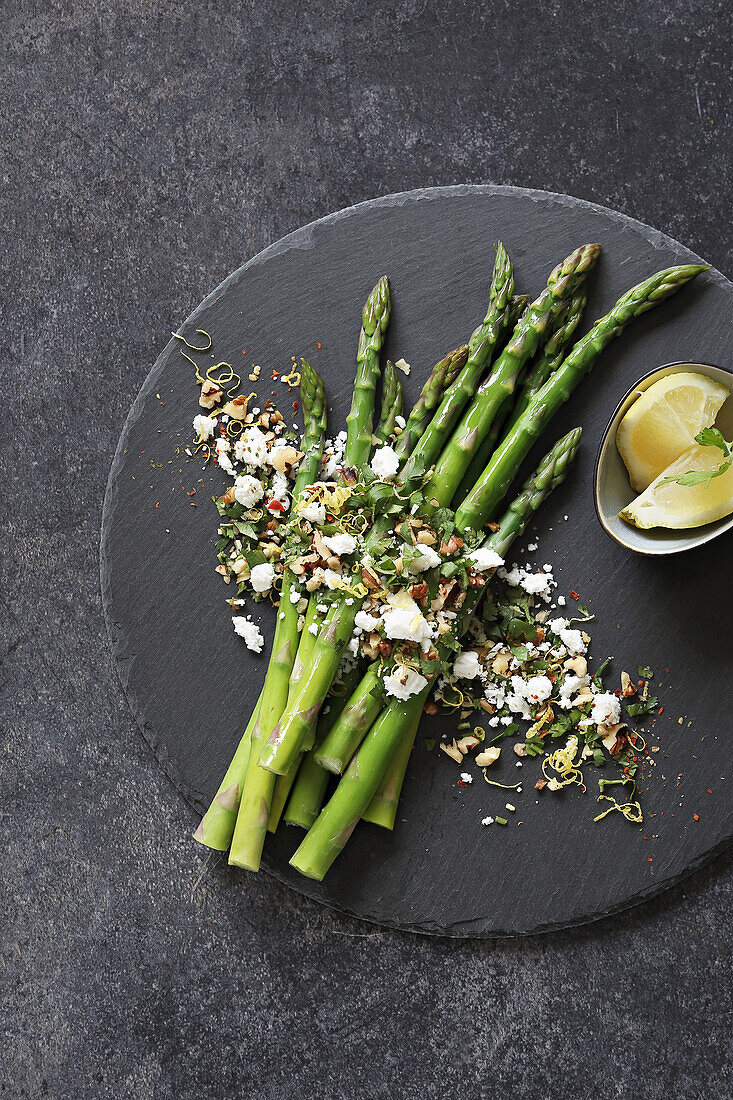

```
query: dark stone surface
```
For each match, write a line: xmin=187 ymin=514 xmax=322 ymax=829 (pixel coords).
xmin=2 ymin=1 xmax=731 ymax=1096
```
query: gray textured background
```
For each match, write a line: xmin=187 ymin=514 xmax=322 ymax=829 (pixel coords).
xmin=2 ymin=2 xmax=732 ymax=1097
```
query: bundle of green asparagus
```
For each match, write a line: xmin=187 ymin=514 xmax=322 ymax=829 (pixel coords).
xmin=194 ymin=242 xmax=706 ymax=879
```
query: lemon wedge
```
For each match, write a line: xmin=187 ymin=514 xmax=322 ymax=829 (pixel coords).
xmin=616 ymin=372 xmax=729 ymax=491
xmin=620 ymin=441 xmax=733 ymax=529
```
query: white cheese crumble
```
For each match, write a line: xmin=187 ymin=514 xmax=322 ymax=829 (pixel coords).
xmin=234 ymin=426 xmax=268 ymax=468
xmin=453 ymin=650 xmax=481 ymax=680
xmin=549 ymin=617 xmax=587 ymax=656
xmin=381 ymin=595 xmax=433 ymax=649
xmin=481 ymin=816 xmax=494 ymax=826
xmin=301 ymin=502 xmax=327 ymax=525
xmin=370 ymin=445 xmax=400 ymax=479
xmin=231 ymin=616 xmax=264 ymax=653
xmin=193 ymin=414 xmax=217 ymax=440
xmin=468 ymin=547 xmax=505 ymax=572
xmin=250 ymin=562 xmax=276 ymax=593
xmin=354 ymin=610 xmax=379 ymax=632
xmin=233 ymin=474 xmax=265 ymax=509
xmin=409 ymin=545 xmax=441 ymax=573
xmin=323 ymin=533 xmax=357 ymax=556
xmin=459 ymin=772 xmax=473 ymax=784
xmin=383 ymin=667 xmax=428 ymax=700
xmin=590 ymin=692 xmax=622 ymax=728
xmin=524 ymin=674 xmax=553 ymax=703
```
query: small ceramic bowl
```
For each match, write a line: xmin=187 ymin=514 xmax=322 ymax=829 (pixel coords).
xmin=594 ymin=361 xmax=733 ymax=555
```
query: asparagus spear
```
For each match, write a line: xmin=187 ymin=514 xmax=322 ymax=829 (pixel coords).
xmin=504 ymin=290 xmax=587 ymax=434
xmin=453 ymin=291 xmax=583 ymax=503
xmin=289 ymin=428 xmax=583 ymax=880
xmin=456 ymin=263 xmax=708 ymax=529
xmin=224 ymin=361 xmax=327 ymax=869
xmin=343 ymin=276 xmax=391 ymax=474
xmin=423 ymin=244 xmax=600 ymax=508
xmin=194 ymin=360 xmax=326 ymax=852
xmin=393 ymin=345 xmax=469 ymax=459
xmin=314 ymin=663 xmax=382 ymax=773
xmin=283 ymin=663 xmax=364 ymax=829
xmin=398 ymin=243 xmax=515 ymax=485
xmin=374 ymin=361 xmax=404 ymax=444
xmin=361 ymin=708 xmax=421 ymax=829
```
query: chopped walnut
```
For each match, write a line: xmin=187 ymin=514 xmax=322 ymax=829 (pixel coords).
xmin=621 ymin=670 xmax=637 ymax=697
xmin=270 ymin=445 xmax=303 ymax=474
xmin=223 ymin=395 xmax=249 ymax=420
xmin=440 ymin=739 xmax=463 ymax=764
xmin=199 ymin=379 xmax=224 ymax=409
xmin=476 ymin=746 xmax=501 ymax=767
xmin=439 ymin=534 xmax=464 ymax=556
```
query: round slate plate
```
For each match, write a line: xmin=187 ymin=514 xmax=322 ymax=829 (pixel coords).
xmin=101 ymin=185 xmax=733 ymax=937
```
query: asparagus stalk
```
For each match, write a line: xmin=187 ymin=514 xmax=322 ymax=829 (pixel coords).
xmin=362 ymin=708 xmax=421 ymax=829
xmin=314 ymin=663 xmax=382 ymax=773
xmin=289 ymin=428 xmax=583 ymax=880
xmin=194 ymin=360 xmax=326 ymax=852
xmin=456 ymin=263 xmax=708 ymax=529
xmin=343 ymin=276 xmax=391 ymax=473
xmin=225 ymin=361 xmax=327 ymax=870
xmin=503 ymin=290 xmax=587 ymax=435
xmin=423 ymin=244 xmax=600 ymax=508
xmin=283 ymin=663 xmax=364 ymax=829
xmin=393 ymin=345 xmax=469 ymax=459
xmin=374 ymin=361 xmax=404 ymax=444
xmin=453 ymin=291 xmax=583 ymax=503
xmin=398 ymin=243 xmax=515 ymax=485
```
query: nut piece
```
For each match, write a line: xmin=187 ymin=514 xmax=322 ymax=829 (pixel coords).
xmin=513 ymin=742 xmax=528 ymax=757
xmin=440 ymin=739 xmax=463 ymax=764
xmin=199 ymin=379 xmax=224 ymax=408
xmin=270 ymin=445 xmax=304 ymax=474
xmin=416 ymin=528 xmax=437 ymax=546
xmin=563 ymin=655 xmax=587 ymax=678
xmin=621 ymin=670 xmax=637 ymax=697
xmin=361 ymin=567 xmax=381 ymax=591
xmin=439 ymin=534 xmax=464 ymax=556
xmin=223 ymin=395 xmax=249 ymax=420
xmin=492 ymin=649 xmax=512 ymax=676
xmin=476 ymin=746 xmax=501 ymax=767
xmin=456 ymin=734 xmax=480 ymax=754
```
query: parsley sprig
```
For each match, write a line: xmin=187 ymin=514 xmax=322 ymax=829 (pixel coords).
xmin=660 ymin=427 xmax=732 ymax=489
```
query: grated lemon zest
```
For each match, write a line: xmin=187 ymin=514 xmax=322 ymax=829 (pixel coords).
xmin=593 ymin=795 xmax=643 ymax=824
xmin=542 ymin=735 xmax=584 ymax=791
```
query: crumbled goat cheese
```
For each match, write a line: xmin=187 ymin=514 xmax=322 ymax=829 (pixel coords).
xmin=557 ymin=595 xmax=567 ymax=606
xmin=234 ymin=474 xmax=265 ymax=509
xmin=410 ymin=545 xmax=441 ymax=573
xmin=453 ymin=650 xmax=481 ymax=680
xmin=193 ymin=414 xmax=217 ymax=440
xmin=460 ymin=772 xmax=473 ymax=784
xmin=468 ymin=547 xmax=505 ymax=572
xmin=520 ymin=571 xmax=553 ymax=596
xmin=323 ymin=533 xmax=357 ymax=556
xmin=231 ymin=616 xmax=264 ymax=653
xmin=250 ymin=562 xmax=276 ymax=593
xmin=381 ymin=596 xmax=433 ymax=649
xmin=354 ymin=610 xmax=379 ymax=632
xmin=234 ymin=426 xmax=269 ymax=468
xmin=270 ymin=472 xmax=290 ymax=504
xmin=289 ymin=588 xmax=301 ymax=604
xmin=383 ymin=667 xmax=428 ymax=700
xmin=481 ymin=816 xmax=494 ymax=826
xmin=370 ymin=445 xmax=400 ymax=479
xmin=323 ymin=569 xmax=343 ymax=590
xmin=525 ymin=674 xmax=553 ymax=703
xmin=301 ymin=502 xmax=327 ymax=525
xmin=558 ymin=673 xmax=590 ymax=709
xmin=549 ymin=617 xmax=587 ymax=656
xmin=395 ymin=414 xmax=406 ymax=428
xmin=218 ymin=452 xmax=235 ymax=475
xmin=590 ymin=692 xmax=622 ymax=728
